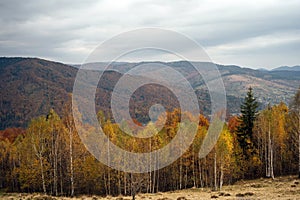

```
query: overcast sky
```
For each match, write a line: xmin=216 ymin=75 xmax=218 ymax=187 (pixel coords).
xmin=0 ymin=0 xmax=299 ymax=69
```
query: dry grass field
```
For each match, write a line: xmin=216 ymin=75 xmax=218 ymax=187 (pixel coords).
xmin=1 ymin=175 xmax=300 ymax=200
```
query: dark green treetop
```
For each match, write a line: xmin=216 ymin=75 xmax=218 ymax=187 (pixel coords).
xmin=237 ymin=87 xmax=259 ymax=157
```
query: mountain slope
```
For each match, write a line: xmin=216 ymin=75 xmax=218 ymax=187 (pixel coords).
xmin=0 ymin=57 xmax=299 ymax=130
xmin=216 ymin=64 xmax=299 ymax=107
xmin=272 ymin=65 xmax=300 ymax=71
xmin=0 ymin=57 xmax=77 ymax=129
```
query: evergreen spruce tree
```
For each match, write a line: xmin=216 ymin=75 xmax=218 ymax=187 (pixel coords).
xmin=237 ymin=87 xmax=258 ymax=158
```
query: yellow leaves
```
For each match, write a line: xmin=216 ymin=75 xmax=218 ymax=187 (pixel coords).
xmin=245 ymin=138 xmax=252 ymax=144
xmin=216 ymin=127 xmax=234 ymax=162
xmin=6 ymin=104 xmax=295 ymax=194
xmin=256 ymin=103 xmax=288 ymax=149
xmin=251 ymin=155 xmax=261 ymax=166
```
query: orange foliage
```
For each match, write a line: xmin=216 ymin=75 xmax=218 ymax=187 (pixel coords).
xmin=199 ymin=114 xmax=209 ymax=128
xmin=0 ymin=127 xmax=25 ymax=143
xmin=227 ymin=116 xmax=240 ymax=133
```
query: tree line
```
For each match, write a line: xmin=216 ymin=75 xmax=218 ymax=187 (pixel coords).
xmin=0 ymin=88 xmax=300 ymax=197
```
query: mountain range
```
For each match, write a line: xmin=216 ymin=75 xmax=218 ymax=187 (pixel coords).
xmin=272 ymin=65 xmax=300 ymax=71
xmin=0 ymin=57 xmax=299 ymax=130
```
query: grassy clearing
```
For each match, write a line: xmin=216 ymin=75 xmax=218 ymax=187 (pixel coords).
xmin=1 ymin=175 xmax=300 ymax=199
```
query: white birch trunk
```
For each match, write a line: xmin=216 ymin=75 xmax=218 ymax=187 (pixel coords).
xmin=266 ymin=122 xmax=271 ymax=178
xmin=219 ymin=162 xmax=224 ymax=191
xmin=69 ymin=128 xmax=74 ymax=197
xmin=214 ymin=151 xmax=217 ymax=191
xmin=39 ymin=155 xmax=47 ymax=194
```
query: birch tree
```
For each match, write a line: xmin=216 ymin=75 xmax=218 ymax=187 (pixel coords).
xmin=289 ymin=88 xmax=300 ymax=178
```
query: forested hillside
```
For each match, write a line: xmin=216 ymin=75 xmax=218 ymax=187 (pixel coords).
xmin=1 ymin=57 xmax=300 ymax=130
xmin=0 ymin=88 xmax=299 ymax=197
xmin=0 ymin=57 xmax=76 ymax=129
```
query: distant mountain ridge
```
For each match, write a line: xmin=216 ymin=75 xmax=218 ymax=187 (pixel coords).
xmin=272 ymin=65 xmax=300 ymax=71
xmin=0 ymin=57 xmax=299 ymax=130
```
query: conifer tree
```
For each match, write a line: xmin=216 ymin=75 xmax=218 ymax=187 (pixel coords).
xmin=237 ymin=87 xmax=258 ymax=158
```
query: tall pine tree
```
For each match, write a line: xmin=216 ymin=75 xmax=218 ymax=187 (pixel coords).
xmin=237 ymin=87 xmax=258 ymax=158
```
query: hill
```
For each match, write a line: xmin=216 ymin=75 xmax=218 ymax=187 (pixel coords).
xmin=0 ymin=57 xmax=76 ymax=129
xmin=272 ymin=65 xmax=300 ymax=71
xmin=95 ymin=60 xmax=299 ymax=112
xmin=216 ymin=64 xmax=300 ymax=109
xmin=0 ymin=58 xmax=180 ymax=129
xmin=0 ymin=57 xmax=299 ymax=130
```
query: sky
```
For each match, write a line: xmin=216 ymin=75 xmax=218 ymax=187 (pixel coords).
xmin=0 ymin=0 xmax=300 ymax=69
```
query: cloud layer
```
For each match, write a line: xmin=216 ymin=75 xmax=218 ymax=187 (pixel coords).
xmin=0 ymin=0 xmax=299 ymax=69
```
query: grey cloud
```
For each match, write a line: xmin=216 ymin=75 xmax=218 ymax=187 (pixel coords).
xmin=0 ymin=0 xmax=299 ymax=68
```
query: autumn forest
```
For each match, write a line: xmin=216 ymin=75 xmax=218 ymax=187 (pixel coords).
xmin=0 ymin=87 xmax=300 ymax=198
